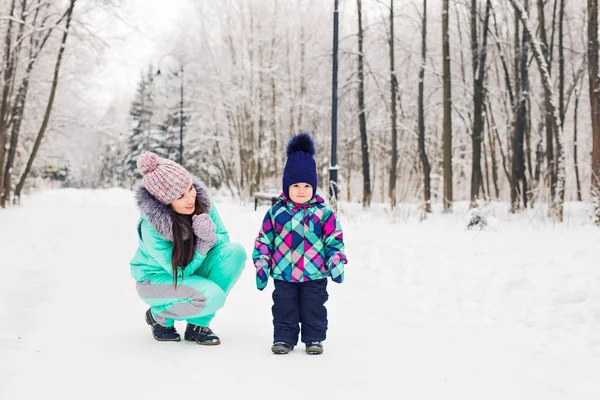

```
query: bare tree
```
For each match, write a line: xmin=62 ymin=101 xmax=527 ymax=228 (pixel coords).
xmin=2 ymin=0 xmax=35 ymax=207
xmin=0 ymin=1 xmax=75 ymax=206
xmin=388 ymin=0 xmax=398 ymax=209
xmin=537 ymin=0 xmax=557 ymax=200
xmin=418 ymin=0 xmax=431 ymax=212
xmin=511 ymin=0 xmax=529 ymax=212
xmin=589 ymin=0 xmax=600 ymax=224
xmin=483 ymin=99 xmax=500 ymax=198
xmin=555 ymin=0 xmax=586 ymax=207
xmin=573 ymin=80 xmax=583 ymax=201
xmin=14 ymin=0 xmax=77 ymax=203
xmin=442 ymin=0 xmax=452 ymax=211
xmin=470 ymin=0 xmax=492 ymax=207
xmin=357 ymin=0 xmax=371 ymax=207
xmin=558 ymin=0 xmax=565 ymax=135
xmin=509 ymin=0 xmax=566 ymax=221
xmin=0 ymin=0 xmax=18 ymax=202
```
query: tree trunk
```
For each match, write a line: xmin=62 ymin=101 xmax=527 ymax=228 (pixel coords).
xmin=270 ymin=73 xmax=278 ymax=177
xmin=483 ymin=140 xmax=491 ymax=199
xmin=442 ymin=0 xmax=453 ymax=211
xmin=357 ymin=0 xmax=371 ymax=207
xmin=253 ymin=43 xmax=265 ymax=196
xmin=285 ymin=27 xmax=295 ymax=137
xmin=526 ymin=97 xmax=534 ymax=186
xmin=558 ymin=0 xmax=565 ymax=128
xmin=488 ymin=95 xmax=511 ymax=184
xmin=510 ymin=0 xmax=565 ymax=221
xmin=574 ymin=83 xmax=583 ymax=202
xmin=2 ymin=77 xmax=27 ymax=206
xmin=536 ymin=0 xmax=557 ymax=202
xmin=511 ymin=1 xmax=529 ymax=212
xmin=418 ymin=0 xmax=431 ymax=212
xmin=455 ymin=7 xmax=468 ymax=87
xmin=490 ymin=2 xmax=515 ymax=109
xmin=470 ymin=0 xmax=491 ymax=207
xmin=534 ymin=141 xmax=544 ymax=185
xmin=346 ymin=149 xmax=352 ymax=201
xmin=297 ymin=25 xmax=306 ymax=130
xmin=268 ymin=11 xmax=279 ymax=179
xmin=388 ymin=0 xmax=398 ymax=209
xmin=588 ymin=0 xmax=600 ymax=224
xmin=0 ymin=0 xmax=18 ymax=204
xmin=484 ymin=101 xmax=500 ymax=198
xmin=1 ymin=1 xmax=33 ymax=207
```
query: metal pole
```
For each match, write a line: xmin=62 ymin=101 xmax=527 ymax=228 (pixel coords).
xmin=179 ymin=65 xmax=184 ymax=166
xmin=330 ymin=0 xmax=340 ymax=203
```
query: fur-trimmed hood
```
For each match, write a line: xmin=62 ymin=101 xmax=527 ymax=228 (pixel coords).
xmin=136 ymin=176 xmax=211 ymax=241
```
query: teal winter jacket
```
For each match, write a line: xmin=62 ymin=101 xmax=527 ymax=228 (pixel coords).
xmin=130 ymin=178 xmax=229 ymax=282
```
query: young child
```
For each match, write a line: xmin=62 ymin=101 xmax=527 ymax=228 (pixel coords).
xmin=252 ymin=133 xmax=347 ymax=355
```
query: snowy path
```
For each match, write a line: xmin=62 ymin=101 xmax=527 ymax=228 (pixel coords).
xmin=1 ymin=189 xmax=599 ymax=399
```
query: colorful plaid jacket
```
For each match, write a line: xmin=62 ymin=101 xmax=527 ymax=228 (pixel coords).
xmin=252 ymin=194 xmax=347 ymax=290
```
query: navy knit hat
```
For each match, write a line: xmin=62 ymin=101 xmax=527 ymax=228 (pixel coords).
xmin=282 ymin=133 xmax=318 ymax=199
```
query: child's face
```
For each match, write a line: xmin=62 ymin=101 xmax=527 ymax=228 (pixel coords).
xmin=171 ymin=185 xmax=196 ymax=215
xmin=288 ymin=183 xmax=313 ymax=204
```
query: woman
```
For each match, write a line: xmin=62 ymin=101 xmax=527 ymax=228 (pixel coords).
xmin=130 ymin=151 xmax=246 ymax=344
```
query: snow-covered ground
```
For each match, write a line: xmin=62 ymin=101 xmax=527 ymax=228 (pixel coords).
xmin=1 ymin=188 xmax=599 ymax=399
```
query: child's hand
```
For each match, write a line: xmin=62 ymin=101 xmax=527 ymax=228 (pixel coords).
xmin=192 ymin=214 xmax=217 ymax=255
xmin=328 ymin=253 xmax=345 ymax=284
xmin=255 ymin=258 xmax=270 ymax=290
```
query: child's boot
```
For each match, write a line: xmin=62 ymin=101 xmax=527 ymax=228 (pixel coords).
xmin=305 ymin=341 xmax=323 ymax=355
xmin=271 ymin=342 xmax=294 ymax=354
xmin=145 ymin=308 xmax=181 ymax=342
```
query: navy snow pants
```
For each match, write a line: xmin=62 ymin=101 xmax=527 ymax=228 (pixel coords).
xmin=272 ymin=278 xmax=329 ymax=345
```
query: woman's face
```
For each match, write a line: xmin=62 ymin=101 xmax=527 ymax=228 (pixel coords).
xmin=171 ymin=185 xmax=196 ymax=215
xmin=288 ymin=183 xmax=313 ymax=204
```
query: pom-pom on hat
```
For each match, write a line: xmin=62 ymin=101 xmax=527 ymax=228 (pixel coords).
xmin=282 ymin=133 xmax=318 ymax=199
xmin=137 ymin=151 xmax=193 ymax=205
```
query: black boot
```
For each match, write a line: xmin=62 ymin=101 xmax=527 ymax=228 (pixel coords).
xmin=184 ymin=323 xmax=221 ymax=345
xmin=271 ymin=342 xmax=294 ymax=354
xmin=145 ymin=309 xmax=181 ymax=342
xmin=305 ymin=341 xmax=323 ymax=355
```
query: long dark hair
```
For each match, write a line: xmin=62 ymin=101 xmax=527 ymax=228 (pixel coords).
xmin=171 ymin=196 xmax=206 ymax=285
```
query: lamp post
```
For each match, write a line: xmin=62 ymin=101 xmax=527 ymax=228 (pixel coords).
xmin=157 ymin=53 xmax=184 ymax=166
xmin=330 ymin=0 xmax=340 ymax=205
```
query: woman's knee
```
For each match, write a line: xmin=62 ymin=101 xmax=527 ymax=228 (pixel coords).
xmin=202 ymin=284 xmax=226 ymax=311
xmin=179 ymin=280 xmax=225 ymax=311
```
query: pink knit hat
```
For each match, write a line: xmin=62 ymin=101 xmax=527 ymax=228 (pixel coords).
xmin=137 ymin=152 xmax=193 ymax=205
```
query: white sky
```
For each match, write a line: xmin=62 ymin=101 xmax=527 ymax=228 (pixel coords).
xmin=83 ymin=0 xmax=191 ymax=116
